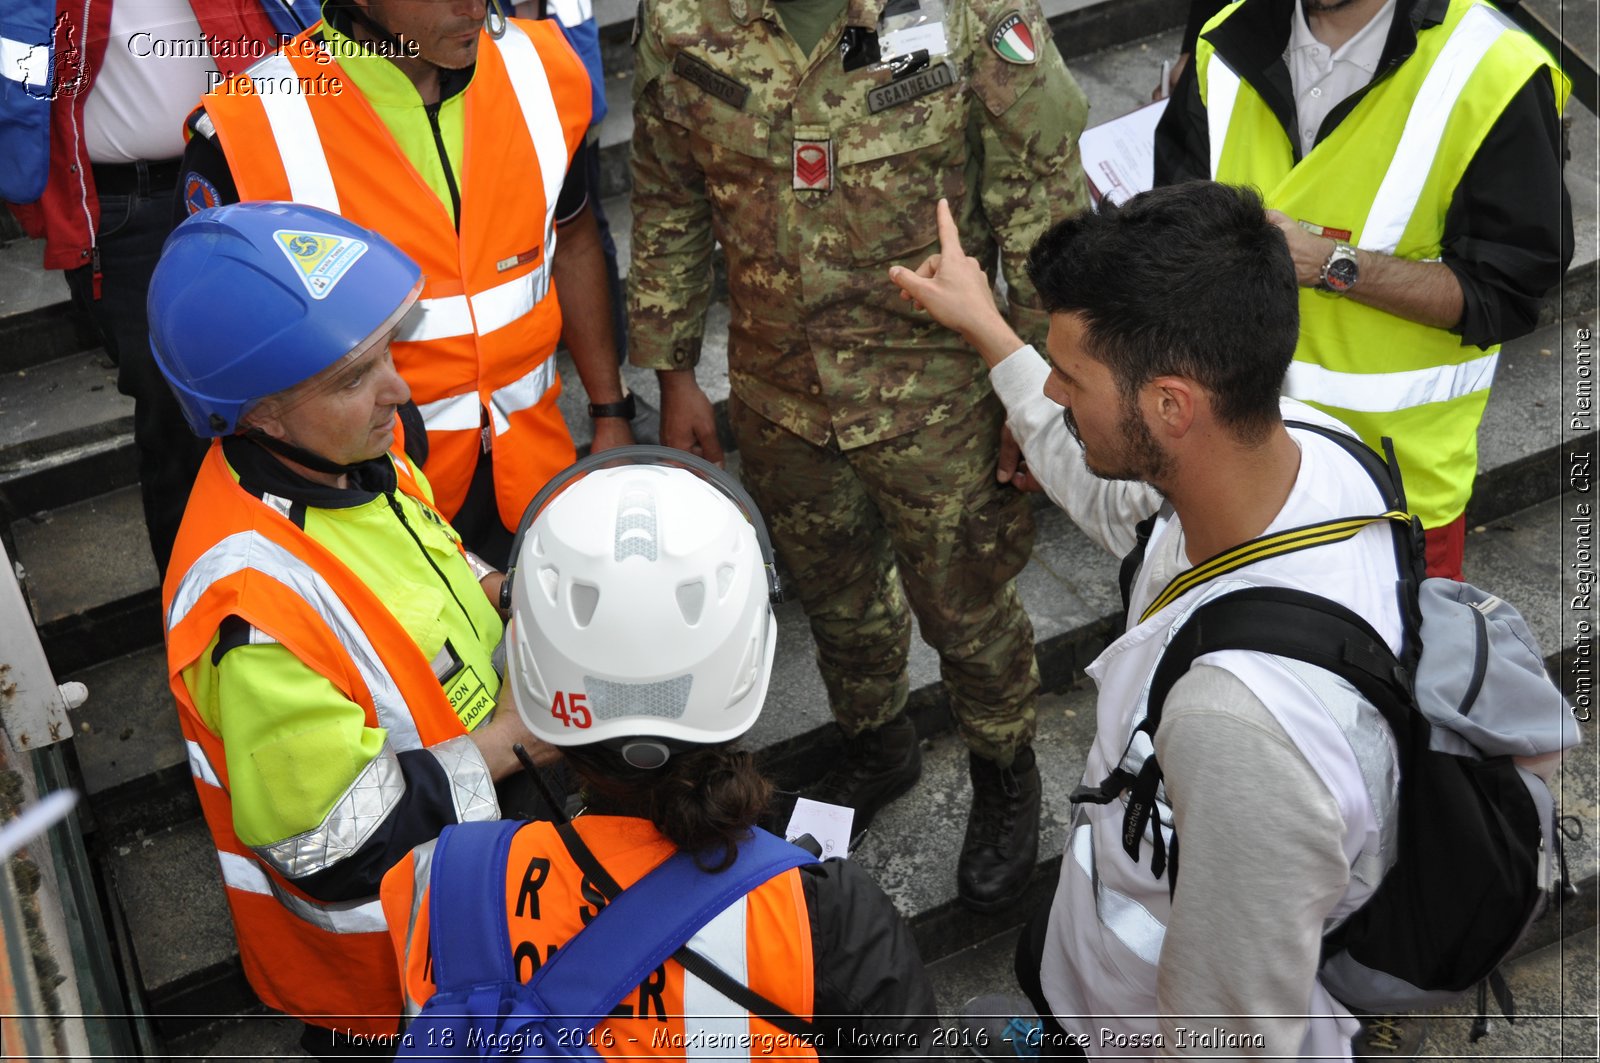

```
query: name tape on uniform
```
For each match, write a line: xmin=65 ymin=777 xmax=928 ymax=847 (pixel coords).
xmin=868 ymin=60 xmax=955 ymax=113
xmin=672 ymin=51 xmax=749 ymax=110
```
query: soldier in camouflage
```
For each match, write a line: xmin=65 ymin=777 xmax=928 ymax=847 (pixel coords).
xmin=628 ymin=0 xmax=1091 ymax=910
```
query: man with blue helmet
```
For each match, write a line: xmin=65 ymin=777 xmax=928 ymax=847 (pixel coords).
xmin=152 ymin=201 xmax=546 ymax=1057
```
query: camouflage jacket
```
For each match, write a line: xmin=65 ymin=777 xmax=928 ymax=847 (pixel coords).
xmin=628 ymin=0 xmax=1090 ymax=449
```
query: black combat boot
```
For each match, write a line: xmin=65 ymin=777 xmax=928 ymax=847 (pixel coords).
xmin=805 ymin=714 xmax=923 ymax=844
xmin=959 ymin=746 xmax=1041 ymax=913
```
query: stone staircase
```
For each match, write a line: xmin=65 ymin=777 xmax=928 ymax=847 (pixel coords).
xmin=0 ymin=1 xmax=1594 ymax=1057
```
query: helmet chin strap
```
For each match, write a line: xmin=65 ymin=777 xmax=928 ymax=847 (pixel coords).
xmin=244 ymin=427 xmax=370 ymax=477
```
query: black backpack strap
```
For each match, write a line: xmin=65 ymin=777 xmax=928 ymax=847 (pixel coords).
xmin=1147 ymin=586 xmax=1414 ymax=743
xmin=1117 ymin=511 xmax=1161 ymax=621
xmin=1094 ymin=587 xmax=1416 ymax=894
xmin=1284 ymin=420 xmax=1427 ymax=660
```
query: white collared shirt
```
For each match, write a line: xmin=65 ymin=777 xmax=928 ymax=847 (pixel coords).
xmin=1285 ymin=0 xmax=1398 ymax=156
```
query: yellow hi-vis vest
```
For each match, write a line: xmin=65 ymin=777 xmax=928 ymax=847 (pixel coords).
xmin=1197 ymin=0 xmax=1568 ymax=527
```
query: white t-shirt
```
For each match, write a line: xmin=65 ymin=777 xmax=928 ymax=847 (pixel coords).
xmin=1284 ymin=0 xmax=1397 ymax=156
xmin=85 ymin=0 xmax=220 ymax=164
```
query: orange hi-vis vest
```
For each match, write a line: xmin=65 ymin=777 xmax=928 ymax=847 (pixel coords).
xmin=163 ymin=438 xmax=479 ymax=1034
xmin=380 ymin=817 xmax=821 ymax=1059
xmin=201 ymin=19 xmax=592 ymax=528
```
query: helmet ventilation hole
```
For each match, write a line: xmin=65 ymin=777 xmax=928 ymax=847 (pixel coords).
xmin=538 ymin=565 xmax=560 ymax=605
xmin=570 ymin=581 xmax=600 ymax=627
xmin=716 ymin=563 xmax=736 ymax=601
xmin=676 ymin=580 xmax=706 ymax=625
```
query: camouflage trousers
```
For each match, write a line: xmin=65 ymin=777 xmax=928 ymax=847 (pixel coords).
xmin=730 ymin=392 xmax=1039 ymax=765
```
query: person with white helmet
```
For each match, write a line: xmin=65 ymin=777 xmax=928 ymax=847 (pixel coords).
xmin=379 ymin=448 xmax=941 ymax=1059
xmin=154 ymin=201 xmax=549 ymax=1059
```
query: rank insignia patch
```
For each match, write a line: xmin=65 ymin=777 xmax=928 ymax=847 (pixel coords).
xmin=793 ymin=138 xmax=833 ymax=191
xmin=989 ymin=12 xmax=1037 ymax=64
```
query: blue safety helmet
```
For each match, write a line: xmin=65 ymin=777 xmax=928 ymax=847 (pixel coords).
xmin=147 ymin=202 xmax=423 ymax=437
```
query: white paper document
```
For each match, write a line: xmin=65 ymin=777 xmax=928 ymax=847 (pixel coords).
xmin=1079 ymin=97 xmax=1170 ymax=208
xmin=785 ymin=797 xmax=855 ymax=859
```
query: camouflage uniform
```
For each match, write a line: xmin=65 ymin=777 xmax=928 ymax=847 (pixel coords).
xmin=629 ymin=0 xmax=1091 ymax=763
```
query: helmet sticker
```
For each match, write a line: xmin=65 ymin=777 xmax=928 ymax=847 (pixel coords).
xmin=273 ymin=229 xmax=370 ymax=300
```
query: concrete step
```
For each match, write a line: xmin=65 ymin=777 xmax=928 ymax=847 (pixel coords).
xmin=0 ymin=238 xmax=99 ymax=375
xmin=925 ymin=900 xmax=1599 ymax=1058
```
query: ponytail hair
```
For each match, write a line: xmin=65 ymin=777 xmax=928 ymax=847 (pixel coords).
xmin=561 ymin=744 xmax=774 ymax=872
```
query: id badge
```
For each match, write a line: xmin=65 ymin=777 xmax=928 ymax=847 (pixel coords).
xmin=432 ymin=639 xmax=495 ymax=731
xmin=877 ymin=0 xmax=948 ymax=64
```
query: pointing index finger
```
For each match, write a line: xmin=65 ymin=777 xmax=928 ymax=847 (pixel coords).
xmin=936 ymin=198 xmax=963 ymax=258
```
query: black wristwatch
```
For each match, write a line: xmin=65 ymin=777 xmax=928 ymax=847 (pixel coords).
xmin=588 ymin=394 xmax=637 ymax=420
xmin=1317 ymin=242 xmax=1360 ymax=294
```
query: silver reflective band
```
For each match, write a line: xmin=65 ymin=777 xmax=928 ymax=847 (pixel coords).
xmin=489 ymin=359 xmax=559 ymax=435
xmin=250 ymin=54 xmax=340 ymax=212
xmin=419 ymin=391 xmax=481 ymax=433
xmin=474 ymin=268 xmax=549 ymax=336
xmin=682 ymin=898 xmax=751 ymax=1060
xmin=1 ymin=36 xmax=50 ymax=87
xmin=261 ymin=492 xmax=293 ymax=520
xmin=217 ymin=850 xmax=389 ymax=933
xmin=399 ymin=294 xmax=473 ymax=344
xmin=1072 ymin=824 xmax=1165 ymax=966
xmin=168 ymin=531 xmax=424 ymax=751
xmin=188 ymin=740 xmax=222 ymax=789
xmin=1284 ymin=351 xmax=1497 ymax=413
xmin=252 ymin=743 xmax=407 ymax=878
xmin=1205 ymin=58 xmax=1242 ymax=180
xmin=1361 ymin=5 xmax=1511 ymax=254
xmin=491 ymin=24 xmax=567 ymax=227
xmin=428 ymin=735 xmax=500 ymax=825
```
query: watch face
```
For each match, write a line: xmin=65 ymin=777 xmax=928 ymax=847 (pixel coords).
xmin=1325 ymin=255 xmax=1359 ymax=293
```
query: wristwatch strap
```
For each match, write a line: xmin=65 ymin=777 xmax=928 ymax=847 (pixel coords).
xmin=588 ymin=394 xmax=637 ymax=420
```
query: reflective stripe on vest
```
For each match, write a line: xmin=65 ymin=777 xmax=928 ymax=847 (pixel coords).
xmin=1205 ymin=59 xmax=1240 ymax=180
xmin=420 ymin=359 xmax=559 ymax=436
xmin=682 ymin=899 xmax=751 ymax=1059
xmin=167 ymin=530 xmax=425 ymax=752
xmin=1285 ymin=350 xmax=1499 ymax=412
xmin=249 ymin=53 xmax=340 ymax=211
xmin=1362 ymin=4 xmax=1513 ymax=253
xmin=218 ymin=851 xmax=389 ymax=933
xmin=1069 ymin=823 xmax=1163 ymax=966
xmin=191 ymin=739 xmax=397 ymax=935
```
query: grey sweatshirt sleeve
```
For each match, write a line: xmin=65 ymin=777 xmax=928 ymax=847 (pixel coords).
xmin=1153 ymin=665 xmax=1351 ymax=1058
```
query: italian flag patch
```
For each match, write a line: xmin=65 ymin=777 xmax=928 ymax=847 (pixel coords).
xmin=990 ymin=12 xmax=1037 ymax=64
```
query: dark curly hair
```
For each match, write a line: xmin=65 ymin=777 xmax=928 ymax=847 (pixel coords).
xmin=561 ymin=743 xmax=774 ymax=872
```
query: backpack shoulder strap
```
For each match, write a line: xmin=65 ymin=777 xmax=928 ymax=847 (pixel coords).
xmin=1146 ymin=586 xmax=1414 ymax=745
xmin=525 ymin=828 xmax=815 ymax=1027
xmin=426 ymin=819 xmax=526 ymax=992
xmin=1285 ymin=420 xmax=1428 ymax=645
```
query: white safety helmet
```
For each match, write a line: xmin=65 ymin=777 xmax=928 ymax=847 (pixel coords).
xmin=504 ymin=446 xmax=782 ymax=769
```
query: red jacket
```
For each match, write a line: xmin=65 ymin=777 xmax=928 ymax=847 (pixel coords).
xmin=7 ymin=0 xmax=288 ymax=270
